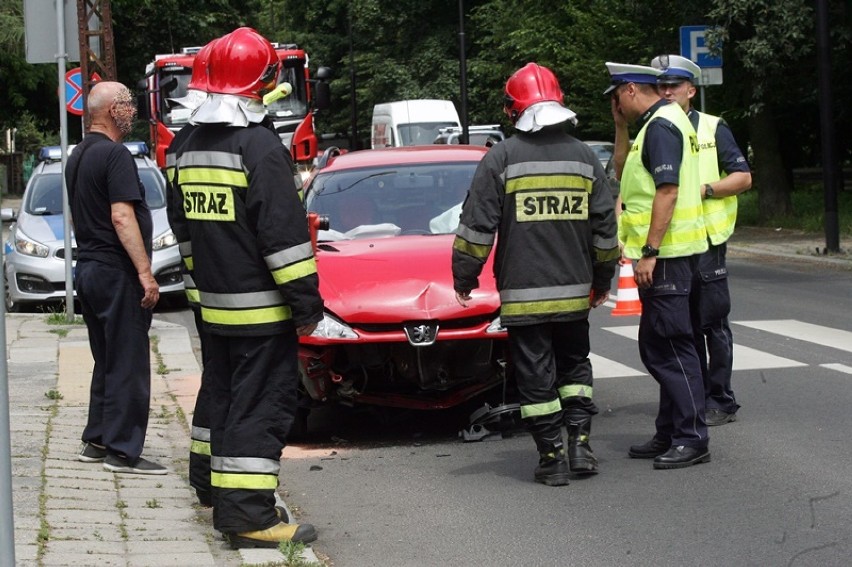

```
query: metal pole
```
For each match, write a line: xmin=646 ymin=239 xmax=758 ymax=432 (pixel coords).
xmin=0 ymin=236 xmax=14 ymax=567
xmin=348 ymin=8 xmax=359 ymax=151
xmin=61 ymin=1 xmax=74 ymax=321
xmin=458 ymin=0 xmax=469 ymax=145
xmin=816 ymin=0 xmax=840 ymax=253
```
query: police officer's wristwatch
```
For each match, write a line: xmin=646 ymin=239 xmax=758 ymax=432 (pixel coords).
xmin=641 ymin=244 xmax=660 ymax=258
xmin=704 ymin=184 xmax=715 ymax=198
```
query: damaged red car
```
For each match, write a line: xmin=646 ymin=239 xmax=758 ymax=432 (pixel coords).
xmin=298 ymin=145 xmax=510 ymax=426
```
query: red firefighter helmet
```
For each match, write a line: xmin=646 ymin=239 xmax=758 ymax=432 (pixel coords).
xmin=503 ymin=63 xmax=565 ymax=122
xmin=187 ymin=38 xmax=218 ymax=92
xmin=206 ymin=27 xmax=279 ymax=99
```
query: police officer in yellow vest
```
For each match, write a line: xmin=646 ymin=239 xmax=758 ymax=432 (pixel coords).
xmin=605 ymin=62 xmax=711 ymax=469
xmin=652 ymin=54 xmax=752 ymax=427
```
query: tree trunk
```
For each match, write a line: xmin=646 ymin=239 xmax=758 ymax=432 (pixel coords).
xmin=748 ymin=106 xmax=793 ymax=221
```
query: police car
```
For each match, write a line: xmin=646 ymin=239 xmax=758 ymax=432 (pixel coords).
xmin=3 ymin=142 xmax=183 ymax=312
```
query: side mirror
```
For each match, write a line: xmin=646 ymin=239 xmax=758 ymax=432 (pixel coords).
xmin=314 ymin=81 xmax=331 ymax=111
xmin=316 ymin=66 xmax=333 ymax=81
xmin=2 ymin=208 xmax=17 ymax=222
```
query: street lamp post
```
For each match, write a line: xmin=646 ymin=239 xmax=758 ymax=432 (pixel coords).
xmin=458 ymin=0 xmax=469 ymax=145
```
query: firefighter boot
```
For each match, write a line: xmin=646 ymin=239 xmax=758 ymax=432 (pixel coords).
xmin=534 ymin=444 xmax=571 ymax=487
xmin=566 ymin=415 xmax=598 ymax=475
xmin=228 ymin=521 xmax=318 ymax=549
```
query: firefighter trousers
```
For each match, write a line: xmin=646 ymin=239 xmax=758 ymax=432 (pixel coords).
xmin=189 ymin=308 xmax=213 ymax=505
xmin=207 ymin=330 xmax=300 ymax=534
xmin=76 ymin=260 xmax=152 ymax=462
xmin=638 ymin=256 xmax=708 ymax=449
xmin=507 ymin=320 xmax=597 ymax=454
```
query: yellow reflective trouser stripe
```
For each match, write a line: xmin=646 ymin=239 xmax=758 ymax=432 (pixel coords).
xmin=558 ymin=385 xmax=593 ymax=399
xmin=271 ymin=257 xmax=317 ymax=285
xmin=506 ymin=175 xmax=593 ymax=194
xmin=185 ymin=288 xmax=200 ymax=304
xmin=201 ymin=305 xmax=292 ymax=325
xmin=521 ymin=398 xmax=562 ymax=419
xmin=190 ymin=439 xmax=211 ymax=456
xmin=211 ymin=471 xmax=278 ymax=490
xmin=501 ymin=296 xmax=590 ymax=317
xmin=453 ymin=237 xmax=492 ymax=260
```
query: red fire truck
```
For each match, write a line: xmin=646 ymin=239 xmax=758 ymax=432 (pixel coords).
xmin=141 ymin=43 xmax=330 ymax=169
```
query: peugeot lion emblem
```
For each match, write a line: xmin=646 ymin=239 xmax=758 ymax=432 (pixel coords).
xmin=404 ymin=322 xmax=439 ymax=346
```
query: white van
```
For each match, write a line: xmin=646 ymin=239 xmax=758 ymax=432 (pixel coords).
xmin=371 ymin=99 xmax=461 ymax=149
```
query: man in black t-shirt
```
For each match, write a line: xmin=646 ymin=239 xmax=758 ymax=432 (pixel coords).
xmin=66 ymin=81 xmax=166 ymax=475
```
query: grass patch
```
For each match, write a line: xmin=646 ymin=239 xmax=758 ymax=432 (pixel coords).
xmin=278 ymin=541 xmax=323 ymax=567
xmin=44 ymin=309 xmax=84 ymax=326
xmin=48 ymin=328 xmax=70 ymax=338
xmin=44 ymin=389 xmax=63 ymax=400
xmin=738 ymin=185 xmax=852 ymax=235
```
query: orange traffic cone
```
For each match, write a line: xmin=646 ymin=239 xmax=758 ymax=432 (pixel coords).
xmin=612 ymin=258 xmax=642 ymax=316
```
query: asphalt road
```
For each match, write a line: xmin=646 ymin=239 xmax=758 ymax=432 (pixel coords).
xmin=156 ymin=255 xmax=852 ymax=566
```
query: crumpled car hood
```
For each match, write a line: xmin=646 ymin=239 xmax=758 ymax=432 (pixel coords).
xmin=316 ymin=234 xmax=499 ymax=323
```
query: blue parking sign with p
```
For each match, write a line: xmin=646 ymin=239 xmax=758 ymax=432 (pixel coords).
xmin=680 ymin=26 xmax=723 ymax=68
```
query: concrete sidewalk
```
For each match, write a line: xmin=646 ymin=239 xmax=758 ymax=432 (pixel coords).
xmin=6 ymin=316 xmax=317 ymax=566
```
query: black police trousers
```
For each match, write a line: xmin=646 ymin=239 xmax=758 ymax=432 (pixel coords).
xmin=75 ymin=259 xmax=153 ymax=462
xmin=637 ymin=256 xmax=708 ymax=449
xmin=690 ymin=241 xmax=740 ymax=414
xmin=207 ymin=330 xmax=299 ymax=534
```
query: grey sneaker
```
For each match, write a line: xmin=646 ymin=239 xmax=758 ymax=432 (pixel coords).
xmin=78 ymin=442 xmax=107 ymax=463
xmin=103 ymin=454 xmax=168 ymax=475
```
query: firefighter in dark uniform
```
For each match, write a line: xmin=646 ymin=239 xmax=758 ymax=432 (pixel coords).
xmin=453 ymin=63 xmax=619 ymax=486
xmin=169 ymin=27 xmax=323 ymax=547
xmin=605 ymin=62 xmax=711 ymax=469
xmin=165 ymin=37 xmax=216 ymax=508
xmin=651 ymin=54 xmax=753 ymax=427
xmin=166 ymin=39 xmax=303 ymax=515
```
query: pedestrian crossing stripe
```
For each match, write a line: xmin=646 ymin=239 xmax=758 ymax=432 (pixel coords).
xmin=733 ymin=320 xmax=852 ymax=354
xmin=820 ymin=363 xmax=852 ymax=375
xmin=592 ymin=320 xmax=850 ymax=378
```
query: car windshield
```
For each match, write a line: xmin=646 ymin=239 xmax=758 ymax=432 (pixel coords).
xmin=25 ymin=167 xmax=166 ymax=215
xmin=398 ymin=122 xmax=460 ymax=146
xmin=306 ymin=162 xmax=477 ymax=241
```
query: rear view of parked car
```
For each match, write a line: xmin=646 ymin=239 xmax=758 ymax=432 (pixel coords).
xmin=4 ymin=142 xmax=183 ymax=312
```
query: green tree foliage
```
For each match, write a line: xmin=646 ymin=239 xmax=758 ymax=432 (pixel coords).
xmin=0 ymin=0 xmax=60 ymax=135
xmin=2 ymin=0 xmax=850 ymax=226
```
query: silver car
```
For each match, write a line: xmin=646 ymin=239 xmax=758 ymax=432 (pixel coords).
xmin=3 ymin=142 xmax=183 ymax=312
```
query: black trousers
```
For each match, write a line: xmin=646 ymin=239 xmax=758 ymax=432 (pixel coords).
xmin=637 ymin=256 xmax=708 ymax=449
xmin=508 ymin=319 xmax=597 ymax=454
xmin=690 ymin=242 xmax=739 ymax=414
xmin=207 ymin=331 xmax=299 ymax=533
xmin=189 ymin=307 xmax=212 ymax=502
xmin=76 ymin=260 xmax=152 ymax=462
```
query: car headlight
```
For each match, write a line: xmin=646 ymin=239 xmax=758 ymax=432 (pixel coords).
xmin=486 ymin=316 xmax=506 ymax=334
xmin=14 ymin=232 xmax=49 ymax=258
xmin=311 ymin=314 xmax=359 ymax=340
xmin=152 ymin=228 xmax=178 ymax=251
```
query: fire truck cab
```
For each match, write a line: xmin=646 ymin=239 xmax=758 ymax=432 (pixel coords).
xmin=140 ymin=43 xmax=331 ymax=170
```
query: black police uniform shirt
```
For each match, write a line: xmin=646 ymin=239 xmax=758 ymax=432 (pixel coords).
xmin=67 ymin=132 xmax=153 ymax=275
xmin=636 ymin=99 xmax=686 ymax=188
xmin=687 ymin=109 xmax=751 ymax=176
